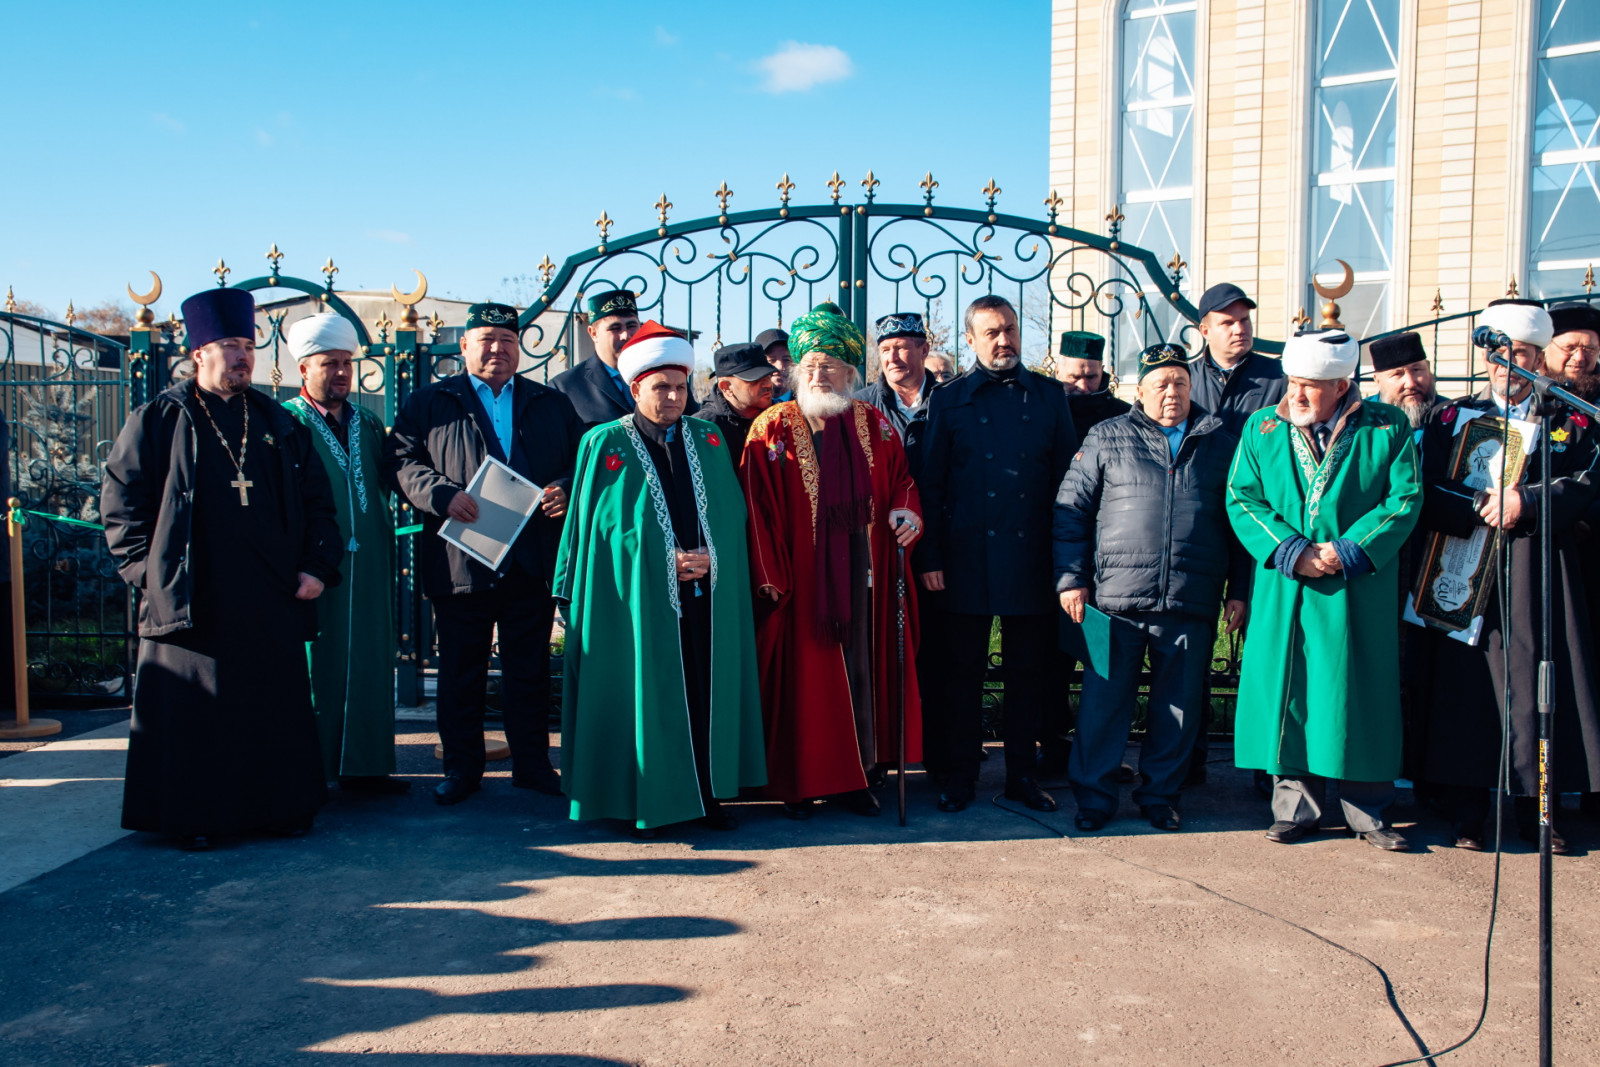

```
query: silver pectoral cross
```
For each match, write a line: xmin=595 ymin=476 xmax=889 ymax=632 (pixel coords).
xmin=231 ymin=477 xmax=253 ymax=506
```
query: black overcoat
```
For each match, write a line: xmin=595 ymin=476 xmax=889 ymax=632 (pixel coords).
xmin=918 ymin=364 xmax=1078 ymax=616
xmin=1409 ymin=391 xmax=1600 ymax=794
xmin=385 ymin=373 xmax=583 ymax=597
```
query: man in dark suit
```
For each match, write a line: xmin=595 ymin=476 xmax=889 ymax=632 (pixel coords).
xmin=387 ymin=302 xmax=586 ymax=805
xmin=918 ymin=295 xmax=1079 ymax=813
xmin=552 ymin=289 xmax=698 ymax=433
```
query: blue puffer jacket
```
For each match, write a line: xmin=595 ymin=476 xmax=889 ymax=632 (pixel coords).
xmin=1052 ymin=403 xmax=1249 ymax=619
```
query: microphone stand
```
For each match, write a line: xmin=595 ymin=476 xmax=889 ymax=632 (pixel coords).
xmin=1484 ymin=349 xmax=1600 ymax=1067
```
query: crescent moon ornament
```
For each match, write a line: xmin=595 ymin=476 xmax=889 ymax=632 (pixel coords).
xmin=1312 ymin=259 xmax=1354 ymax=330
xmin=391 ymin=269 xmax=428 ymax=306
xmin=127 ymin=271 xmax=163 ymax=330
xmin=127 ymin=270 xmax=162 ymax=306
xmin=1312 ymin=259 xmax=1355 ymax=301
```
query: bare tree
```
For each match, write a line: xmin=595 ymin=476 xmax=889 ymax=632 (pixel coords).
xmin=71 ymin=301 xmax=135 ymax=337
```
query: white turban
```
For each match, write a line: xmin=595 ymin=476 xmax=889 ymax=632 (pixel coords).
xmin=615 ymin=320 xmax=695 ymax=383
xmin=1479 ymin=301 xmax=1554 ymax=348
xmin=1281 ymin=330 xmax=1359 ymax=381
xmin=288 ymin=313 xmax=360 ymax=360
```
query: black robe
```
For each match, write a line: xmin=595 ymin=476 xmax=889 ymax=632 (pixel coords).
xmin=1410 ymin=391 xmax=1600 ymax=795
xmin=107 ymin=386 xmax=342 ymax=836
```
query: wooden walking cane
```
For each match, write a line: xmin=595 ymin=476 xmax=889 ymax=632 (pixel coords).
xmin=896 ymin=543 xmax=907 ymax=827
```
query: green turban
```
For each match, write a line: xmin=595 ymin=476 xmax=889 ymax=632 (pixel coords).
xmin=788 ymin=302 xmax=865 ymax=368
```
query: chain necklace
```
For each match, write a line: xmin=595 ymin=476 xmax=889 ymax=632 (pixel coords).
xmin=194 ymin=384 xmax=254 ymax=506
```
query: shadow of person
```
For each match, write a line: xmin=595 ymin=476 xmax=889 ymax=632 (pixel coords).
xmin=0 ymin=841 xmax=751 ymax=1066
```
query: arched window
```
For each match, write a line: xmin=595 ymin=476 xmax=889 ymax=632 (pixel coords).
xmin=1116 ymin=0 xmax=1195 ymax=369
xmin=1307 ymin=0 xmax=1399 ymax=335
xmin=1528 ymin=2 xmax=1600 ymax=298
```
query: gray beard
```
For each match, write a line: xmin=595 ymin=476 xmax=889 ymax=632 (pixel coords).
xmin=796 ymin=387 xmax=851 ymax=420
xmin=1399 ymin=398 xmax=1429 ymax=429
xmin=1288 ymin=409 xmax=1316 ymax=428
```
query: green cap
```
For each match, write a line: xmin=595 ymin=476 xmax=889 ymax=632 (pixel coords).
xmin=788 ymin=302 xmax=865 ymax=368
xmin=464 ymin=302 xmax=519 ymax=332
xmin=1058 ymin=331 xmax=1106 ymax=361
xmin=1138 ymin=342 xmax=1191 ymax=381
xmin=585 ymin=289 xmax=637 ymax=321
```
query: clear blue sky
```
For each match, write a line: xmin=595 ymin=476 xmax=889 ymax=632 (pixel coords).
xmin=5 ymin=1 xmax=1049 ymax=321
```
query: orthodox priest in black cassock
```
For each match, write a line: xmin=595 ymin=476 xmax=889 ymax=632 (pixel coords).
xmin=1410 ymin=301 xmax=1600 ymax=852
xmin=102 ymin=288 xmax=343 ymax=849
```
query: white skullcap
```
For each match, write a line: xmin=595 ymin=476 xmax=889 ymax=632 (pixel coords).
xmin=615 ymin=320 xmax=695 ymax=383
xmin=288 ymin=313 xmax=360 ymax=360
xmin=1281 ymin=330 xmax=1359 ymax=381
xmin=1479 ymin=300 xmax=1554 ymax=348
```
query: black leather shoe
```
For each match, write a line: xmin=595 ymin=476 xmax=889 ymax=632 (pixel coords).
xmin=699 ymin=809 xmax=740 ymax=831
xmin=781 ymin=800 xmax=814 ymax=820
xmin=840 ymin=789 xmax=881 ymax=816
xmin=1140 ymin=804 xmax=1181 ymax=831
xmin=1353 ymin=827 xmax=1410 ymax=852
xmin=340 ymin=775 xmax=412 ymax=795
xmin=1074 ymin=809 xmax=1110 ymax=832
xmin=511 ymin=765 xmax=562 ymax=796
xmin=178 ymin=835 xmax=212 ymax=852
xmin=1265 ymin=820 xmax=1314 ymax=843
xmin=1004 ymin=777 xmax=1058 ymax=812
xmin=938 ymin=779 xmax=976 ymax=813
xmin=1453 ymin=821 xmax=1486 ymax=851
xmin=434 ymin=777 xmax=481 ymax=806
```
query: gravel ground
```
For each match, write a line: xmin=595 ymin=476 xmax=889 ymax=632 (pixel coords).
xmin=0 ymin=726 xmax=1595 ymax=1066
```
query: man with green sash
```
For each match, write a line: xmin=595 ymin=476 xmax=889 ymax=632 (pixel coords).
xmin=554 ymin=321 xmax=766 ymax=836
xmin=285 ymin=313 xmax=403 ymax=793
xmin=1226 ymin=328 xmax=1421 ymax=851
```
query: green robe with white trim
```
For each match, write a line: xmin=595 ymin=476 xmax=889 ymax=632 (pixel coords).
xmin=554 ymin=415 xmax=767 ymax=829
xmin=284 ymin=397 xmax=397 ymax=778
xmin=1226 ymin=397 xmax=1421 ymax=781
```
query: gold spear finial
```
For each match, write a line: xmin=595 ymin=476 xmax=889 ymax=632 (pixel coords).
xmin=537 ymin=255 xmax=556 ymax=287
xmin=425 ymin=311 xmax=446 ymax=341
xmin=321 ymin=258 xmax=339 ymax=290
xmin=213 ymin=259 xmax=230 ymax=286
xmin=64 ymin=301 xmax=76 ymax=326
xmin=1584 ymin=265 xmax=1595 ymax=294
xmin=1043 ymin=190 xmax=1064 ymax=217
xmin=654 ymin=193 xmax=673 ymax=228
xmin=776 ymin=173 xmax=795 ymax=206
xmin=5 ymin=287 xmax=15 ymax=314
xmin=594 ymin=211 xmax=614 ymax=246
xmin=265 ymin=243 xmax=284 ymax=272
xmin=1505 ymin=275 xmax=1520 ymax=298
xmin=826 ymin=171 xmax=845 ymax=203
xmin=861 ymin=169 xmax=880 ymax=199
xmin=1430 ymin=288 xmax=1445 ymax=317
xmin=714 ymin=181 xmax=734 ymax=217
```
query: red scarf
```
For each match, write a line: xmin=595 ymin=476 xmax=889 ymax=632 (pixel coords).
xmin=814 ymin=410 xmax=873 ymax=644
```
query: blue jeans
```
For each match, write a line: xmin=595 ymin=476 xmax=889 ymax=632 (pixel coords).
xmin=1070 ymin=611 xmax=1210 ymax=814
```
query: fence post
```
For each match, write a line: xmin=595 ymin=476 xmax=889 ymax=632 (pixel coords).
xmin=0 ymin=500 xmax=60 ymax=738
xmin=390 ymin=322 xmax=423 ymax=707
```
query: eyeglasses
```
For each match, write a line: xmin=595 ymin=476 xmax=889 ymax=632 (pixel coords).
xmin=1553 ymin=343 xmax=1599 ymax=358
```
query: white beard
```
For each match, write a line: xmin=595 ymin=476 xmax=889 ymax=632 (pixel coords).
xmin=1288 ymin=408 xmax=1317 ymax=428
xmin=796 ymin=386 xmax=852 ymax=420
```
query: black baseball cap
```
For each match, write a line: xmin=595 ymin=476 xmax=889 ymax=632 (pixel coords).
xmin=753 ymin=328 xmax=789 ymax=353
xmin=1196 ymin=283 xmax=1257 ymax=319
xmin=714 ymin=342 xmax=777 ymax=381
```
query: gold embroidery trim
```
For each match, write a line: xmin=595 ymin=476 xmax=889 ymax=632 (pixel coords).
xmin=779 ymin=404 xmax=821 ymax=539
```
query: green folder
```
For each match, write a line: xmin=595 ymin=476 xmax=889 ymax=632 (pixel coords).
xmin=1059 ymin=602 xmax=1113 ymax=678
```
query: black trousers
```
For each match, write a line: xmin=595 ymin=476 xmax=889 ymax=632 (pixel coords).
xmin=431 ymin=567 xmax=555 ymax=783
xmin=932 ymin=612 xmax=1056 ymax=782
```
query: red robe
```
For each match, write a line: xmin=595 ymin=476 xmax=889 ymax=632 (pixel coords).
xmin=741 ymin=399 xmax=923 ymax=801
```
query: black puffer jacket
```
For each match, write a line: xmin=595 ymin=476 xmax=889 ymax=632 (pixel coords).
xmin=1052 ymin=403 xmax=1249 ymax=619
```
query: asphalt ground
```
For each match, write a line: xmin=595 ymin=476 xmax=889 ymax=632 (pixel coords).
xmin=1 ymin=721 xmax=1596 ymax=1066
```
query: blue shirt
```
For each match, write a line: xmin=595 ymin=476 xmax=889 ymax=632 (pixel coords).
xmin=603 ymin=362 xmax=637 ymax=409
xmin=470 ymin=374 xmax=515 ymax=457
xmin=1158 ymin=418 xmax=1187 ymax=460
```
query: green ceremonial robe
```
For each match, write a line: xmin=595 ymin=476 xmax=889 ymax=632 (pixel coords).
xmin=284 ymin=397 xmax=398 ymax=778
xmin=1226 ymin=397 xmax=1421 ymax=781
xmin=554 ymin=415 xmax=767 ymax=829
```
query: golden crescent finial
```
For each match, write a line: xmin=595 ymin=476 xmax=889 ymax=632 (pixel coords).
xmin=1312 ymin=259 xmax=1356 ymax=301
xmin=127 ymin=270 xmax=163 ymax=306
xmin=390 ymin=269 xmax=428 ymax=306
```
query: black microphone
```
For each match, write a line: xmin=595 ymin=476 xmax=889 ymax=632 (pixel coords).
xmin=1472 ymin=325 xmax=1513 ymax=351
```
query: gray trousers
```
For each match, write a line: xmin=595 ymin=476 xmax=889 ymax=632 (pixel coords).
xmin=1272 ymin=776 xmax=1395 ymax=833
xmin=1070 ymin=611 xmax=1209 ymax=814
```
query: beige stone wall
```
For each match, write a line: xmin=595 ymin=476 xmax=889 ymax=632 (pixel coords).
xmin=1050 ymin=0 xmax=1529 ymax=383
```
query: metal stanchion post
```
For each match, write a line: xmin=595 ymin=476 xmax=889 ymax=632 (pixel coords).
xmin=0 ymin=499 xmax=60 ymax=739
